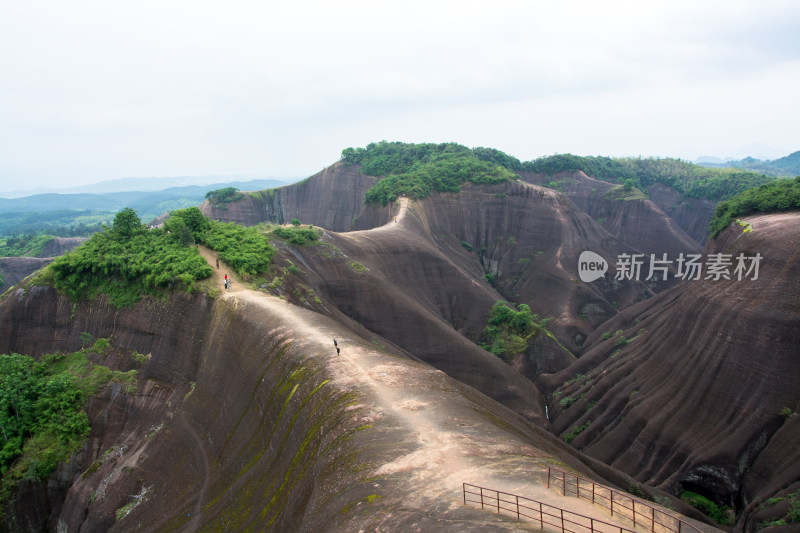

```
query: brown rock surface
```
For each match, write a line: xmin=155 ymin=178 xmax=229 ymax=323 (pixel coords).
xmin=543 ymin=212 xmax=800 ymax=529
xmin=199 ymin=162 xmax=393 ymax=231
xmin=0 ymin=262 xmax=714 ymax=531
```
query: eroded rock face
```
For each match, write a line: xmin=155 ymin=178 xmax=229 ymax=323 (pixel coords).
xmin=38 ymin=237 xmax=86 ymax=258
xmin=518 ymin=171 xmax=704 ymax=255
xmin=543 ymin=212 xmax=800 ymax=528
xmin=0 ymin=290 xmax=385 ymax=531
xmin=0 ymin=257 xmax=53 ymax=293
xmin=199 ymin=162 xmax=393 ymax=231
xmin=0 ymin=238 xmax=85 ymax=292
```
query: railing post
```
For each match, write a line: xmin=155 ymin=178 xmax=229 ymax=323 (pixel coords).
xmin=592 ymin=481 xmax=595 ymax=504
xmin=562 ymin=471 xmax=566 ymax=496
xmin=496 ymin=489 xmax=500 ymax=514
xmin=539 ymin=501 xmax=543 ymax=529
xmin=547 ymin=467 xmax=551 ymax=488
xmin=590 ymin=518 xmax=594 ymax=533
xmin=633 ymin=499 xmax=637 ymax=528
xmin=560 ymin=509 xmax=565 ymax=533
xmin=463 ymin=483 xmax=466 ymax=505
xmin=516 ymin=495 xmax=520 ymax=521
xmin=480 ymin=487 xmax=484 ymax=509
xmin=611 ymin=490 xmax=614 ymax=516
xmin=651 ymin=505 xmax=655 ymax=532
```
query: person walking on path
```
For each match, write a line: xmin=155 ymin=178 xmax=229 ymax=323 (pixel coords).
xmin=336 ymin=347 xmax=340 ymax=356
xmin=216 ymin=258 xmax=219 ymax=269
xmin=333 ymin=339 xmax=338 ymax=347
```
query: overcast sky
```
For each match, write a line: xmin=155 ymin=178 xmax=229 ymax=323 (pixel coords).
xmin=1 ymin=0 xmax=798 ymax=191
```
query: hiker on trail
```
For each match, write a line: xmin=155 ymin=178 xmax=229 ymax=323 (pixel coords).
xmin=216 ymin=258 xmax=219 ymax=269
xmin=224 ymin=279 xmax=228 ymax=290
xmin=228 ymin=279 xmax=232 ymax=290
xmin=333 ymin=339 xmax=338 ymax=347
xmin=336 ymin=347 xmax=340 ymax=356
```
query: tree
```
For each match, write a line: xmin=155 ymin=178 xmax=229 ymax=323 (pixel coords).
xmin=291 ymin=218 xmax=301 ymax=226
xmin=205 ymin=187 xmax=243 ymax=205
xmin=111 ymin=208 xmax=143 ymax=239
xmin=623 ymin=179 xmax=635 ymax=191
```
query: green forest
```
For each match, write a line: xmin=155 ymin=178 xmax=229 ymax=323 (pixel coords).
xmin=0 ymin=234 xmax=56 ymax=257
xmin=342 ymin=142 xmax=517 ymax=206
xmin=521 ymin=154 xmax=776 ymax=201
xmin=342 ymin=142 xmax=778 ymax=205
xmin=45 ymin=207 xmax=274 ymax=307
xmin=709 ymin=177 xmax=800 ymax=238
xmin=0 ymin=343 xmax=134 ymax=503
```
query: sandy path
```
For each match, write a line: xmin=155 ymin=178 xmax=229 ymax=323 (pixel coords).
xmin=189 ymin=214 xmax=705 ymax=531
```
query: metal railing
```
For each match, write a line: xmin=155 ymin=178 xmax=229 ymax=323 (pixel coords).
xmin=463 ymin=482 xmax=637 ymax=533
xmin=546 ymin=468 xmax=703 ymax=533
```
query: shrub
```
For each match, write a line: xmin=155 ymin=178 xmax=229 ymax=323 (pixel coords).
xmin=0 ymin=348 xmax=133 ymax=503
xmin=564 ymin=421 xmax=590 ymax=443
xmin=681 ymin=491 xmax=733 ymax=525
xmin=460 ymin=241 xmax=473 ymax=251
xmin=270 ymin=226 xmax=320 ymax=246
xmin=349 ymin=142 xmax=517 ymax=206
xmin=205 ymin=187 xmax=243 ymax=205
xmin=291 ymin=218 xmax=301 ymax=226
xmin=709 ymin=177 xmax=800 ymax=238
xmin=49 ymin=208 xmax=213 ymax=307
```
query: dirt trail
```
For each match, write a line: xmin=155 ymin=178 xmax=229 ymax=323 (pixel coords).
xmin=188 ymin=242 xmax=676 ymax=531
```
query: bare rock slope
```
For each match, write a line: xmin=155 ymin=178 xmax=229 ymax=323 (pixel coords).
xmin=543 ymin=212 xmax=800 ymax=530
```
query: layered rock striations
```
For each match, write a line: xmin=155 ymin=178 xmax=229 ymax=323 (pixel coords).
xmin=542 ymin=212 xmax=800 ymax=529
xmin=0 ymin=276 xmax=708 ymax=531
xmin=199 ymin=162 xmax=393 ymax=232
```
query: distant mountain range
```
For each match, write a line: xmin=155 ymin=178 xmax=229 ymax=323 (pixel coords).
xmin=696 ymin=150 xmax=800 ymax=177
xmin=0 ymin=175 xmax=298 ymax=198
xmin=0 ymin=177 xmax=292 ymax=236
xmin=0 ymin=178 xmax=289 ymax=215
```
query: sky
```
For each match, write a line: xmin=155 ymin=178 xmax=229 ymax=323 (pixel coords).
xmin=1 ymin=0 xmax=799 ymax=191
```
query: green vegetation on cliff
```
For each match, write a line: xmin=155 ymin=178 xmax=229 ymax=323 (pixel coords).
xmin=0 ymin=343 xmax=135 ymax=504
xmin=270 ymin=226 xmax=320 ymax=246
xmin=482 ymin=301 xmax=550 ymax=360
xmin=708 ymin=177 xmax=800 ymax=238
xmin=45 ymin=207 xmax=277 ymax=306
xmin=48 ymin=208 xmax=213 ymax=307
xmin=205 ymin=187 xmax=244 ymax=207
xmin=342 ymin=142 xmax=517 ymax=205
xmin=524 ymin=154 xmax=775 ymax=201
xmin=167 ymin=207 xmax=276 ymax=277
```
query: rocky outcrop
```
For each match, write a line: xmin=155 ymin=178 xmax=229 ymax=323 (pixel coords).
xmin=0 ymin=238 xmax=85 ymax=293
xmin=199 ymin=162 xmax=393 ymax=231
xmin=646 ymin=184 xmax=717 ymax=245
xmin=542 ymin=212 xmax=800 ymax=529
xmin=38 ymin=237 xmax=86 ymax=257
xmin=519 ymin=171 xmax=703 ymax=256
xmin=0 ymin=257 xmax=53 ymax=293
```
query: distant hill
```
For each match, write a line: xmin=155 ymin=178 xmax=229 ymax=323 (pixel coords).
xmin=0 ymin=176 xmax=297 ymax=197
xmin=697 ymin=150 xmax=800 ymax=177
xmin=0 ymin=178 xmax=290 ymax=236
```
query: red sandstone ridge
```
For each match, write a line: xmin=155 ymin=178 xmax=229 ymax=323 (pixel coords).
xmin=199 ymin=162 xmax=394 ymax=231
xmin=542 ymin=212 xmax=800 ymax=530
xmin=0 ymin=270 xmax=714 ymax=531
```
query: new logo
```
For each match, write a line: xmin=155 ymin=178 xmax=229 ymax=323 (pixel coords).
xmin=578 ymin=251 xmax=608 ymax=282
